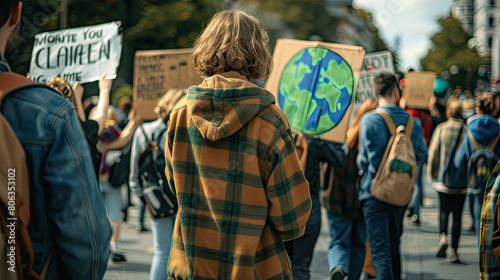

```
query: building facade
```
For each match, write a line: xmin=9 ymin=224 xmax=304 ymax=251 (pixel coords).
xmin=453 ymin=0 xmax=475 ymax=35
xmin=474 ymin=0 xmax=499 ymax=85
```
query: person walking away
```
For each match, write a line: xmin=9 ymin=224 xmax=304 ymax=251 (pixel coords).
xmin=358 ymin=73 xmax=427 ymax=280
xmin=129 ymin=89 xmax=185 ymax=280
xmin=0 ymin=1 xmax=112 ymax=278
xmin=284 ymin=136 xmax=348 ymax=280
xmin=455 ymin=92 xmax=500 ymax=243
xmin=164 ymin=10 xmax=311 ymax=279
xmin=427 ymin=99 xmax=467 ymax=263
xmin=98 ymin=109 xmax=143 ymax=262
xmin=323 ymin=98 xmax=378 ymax=280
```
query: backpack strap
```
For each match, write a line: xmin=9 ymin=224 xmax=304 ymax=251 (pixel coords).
xmin=141 ymin=126 xmax=152 ymax=146
xmin=154 ymin=127 xmax=168 ymax=145
xmin=468 ymin=131 xmax=485 ymax=151
xmin=487 ymin=132 xmax=500 ymax=151
xmin=0 ymin=73 xmax=33 ymax=96
xmin=0 ymin=73 xmax=64 ymax=107
xmin=375 ymin=109 xmax=413 ymax=138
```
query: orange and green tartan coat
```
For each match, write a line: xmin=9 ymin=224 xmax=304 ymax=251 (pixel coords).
xmin=164 ymin=72 xmax=312 ymax=280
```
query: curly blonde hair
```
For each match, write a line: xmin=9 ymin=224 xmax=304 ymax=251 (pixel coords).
xmin=191 ymin=10 xmax=272 ymax=81
xmin=477 ymin=92 xmax=496 ymax=116
xmin=48 ymin=77 xmax=75 ymax=105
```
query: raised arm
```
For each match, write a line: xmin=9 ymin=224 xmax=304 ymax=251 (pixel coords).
xmin=96 ymin=113 xmax=142 ymax=153
xmin=90 ymin=74 xmax=111 ymax=134
xmin=71 ymin=82 xmax=87 ymax=122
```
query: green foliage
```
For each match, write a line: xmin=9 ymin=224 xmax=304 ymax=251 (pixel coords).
xmin=421 ymin=16 xmax=490 ymax=88
xmin=6 ymin=0 xmax=224 ymax=89
xmin=356 ymin=8 xmax=400 ymax=71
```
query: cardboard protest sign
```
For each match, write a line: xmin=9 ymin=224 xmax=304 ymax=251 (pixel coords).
xmin=133 ymin=49 xmax=202 ymax=120
xmin=29 ymin=22 xmax=122 ymax=84
xmin=356 ymin=51 xmax=394 ymax=104
xmin=401 ymin=71 xmax=437 ymax=109
xmin=265 ymin=39 xmax=365 ymax=143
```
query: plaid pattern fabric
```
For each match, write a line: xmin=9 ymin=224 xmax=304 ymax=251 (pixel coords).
xmin=97 ymin=124 xmax=121 ymax=143
xmin=427 ymin=119 xmax=465 ymax=182
xmin=164 ymin=73 xmax=311 ymax=280
xmin=480 ymin=161 xmax=500 ymax=279
xmin=321 ymin=144 xmax=362 ymax=220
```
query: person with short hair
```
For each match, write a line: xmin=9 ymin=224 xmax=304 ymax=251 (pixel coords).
xmin=428 ymin=99 xmax=467 ymax=263
xmin=455 ymin=92 xmax=500 ymax=240
xmin=164 ymin=10 xmax=311 ymax=279
xmin=0 ymin=1 xmax=112 ymax=278
xmin=358 ymin=73 xmax=427 ymax=280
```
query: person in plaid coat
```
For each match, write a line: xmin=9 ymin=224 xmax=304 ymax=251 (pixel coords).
xmin=164 ymin=10 xmax=312 ymax=280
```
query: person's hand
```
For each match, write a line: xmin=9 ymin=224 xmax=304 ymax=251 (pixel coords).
xmin=128 ymin=108 xmax=143 ymax=126
xmin=72 ymin=82 xmax=85 ymax=100
xmin=428 ymin=95 xmax=437 ymax=111
xmin=99 ymin=74 xmax=112 ymax=95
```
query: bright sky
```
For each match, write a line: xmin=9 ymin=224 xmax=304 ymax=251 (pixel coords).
xmin=353 ymin=0 xmax=454 ymax=71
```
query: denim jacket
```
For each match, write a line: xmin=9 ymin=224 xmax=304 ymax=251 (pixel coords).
xmin=0 ymin=54 xmax=112 ymax=279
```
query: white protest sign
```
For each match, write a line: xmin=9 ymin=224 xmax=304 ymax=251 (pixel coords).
xmin=29 ymin=21 xmax=122 ymax=84
xmin=356 ymin=51 xmax=394 ymax=104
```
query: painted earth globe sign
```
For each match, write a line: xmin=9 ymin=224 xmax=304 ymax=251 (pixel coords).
xmin=278 ymin=47 xmax=355 ymax=135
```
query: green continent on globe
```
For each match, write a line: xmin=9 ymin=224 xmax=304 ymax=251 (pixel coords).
xmin=278 ymin=47 xmax=355 ymax=135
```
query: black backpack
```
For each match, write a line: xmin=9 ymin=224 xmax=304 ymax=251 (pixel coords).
xmin=438 ymin=123 xmax=467 ymax=190
xmin=108 ymin=118 xmax=133 ymax=188
xmin=108 ymin=140 xmax=133 ymax=188
xmin=138 ymin=126 xmax=178 ymax=218
xmin=467 ymin=131 xmax=500 ymax=197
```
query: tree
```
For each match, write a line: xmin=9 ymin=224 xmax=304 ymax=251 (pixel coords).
xmin=6 ymin=0 xmax=224 ymax=90
xmin=421 ymin=16 xmax=490 ymax=88
xmin=356 ymin=8 xmax=400 ymax=72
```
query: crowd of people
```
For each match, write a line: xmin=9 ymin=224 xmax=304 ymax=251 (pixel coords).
xmin=2 ymin=1 xmax=500 ymax=280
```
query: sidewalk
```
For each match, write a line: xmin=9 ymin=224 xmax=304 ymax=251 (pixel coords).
xmin=311 ymin=182 xmax=480 ymax=280
xmin=104 ymin=184 xmax=480 ymax=280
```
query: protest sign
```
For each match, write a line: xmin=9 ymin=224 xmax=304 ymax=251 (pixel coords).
xmin=29 ymin=21 xmax=122 ymax=84
xmin=133 ymin=49 xmax=202 ymax=120
xmin=265 ymin=39 xmax=365 ymax=143
xmin=401 ymin=71 xmax=437 ymax=109
xmin=356 ymin=51 xmax=394 ymax=104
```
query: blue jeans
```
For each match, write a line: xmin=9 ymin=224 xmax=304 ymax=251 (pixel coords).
xmin=470 ymin=194 xmax=483 ymax=245
xmin=363 ymin=198 xmax=406 ymax=280
xmin=150 ymin=215 xmax=176 ymax=280
xmin=139 ymin=200 xmax=146 ymax=228
xmin=408 ymin=163 xmax=424 ymax=217
xmin=284 ymin=195 xmax=321 ymax=280
xmin=327 ymin=212 xmax=365 ymax=280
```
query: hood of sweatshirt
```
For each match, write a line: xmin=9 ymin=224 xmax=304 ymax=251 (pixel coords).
xmin=467 ymin=114 xmax=500 ymax=143
xmin=186 ymin=71 xmax=275 ymax=141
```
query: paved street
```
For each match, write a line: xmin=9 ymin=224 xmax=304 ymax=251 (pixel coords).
xmin=104 ymin=181 xmax=480 ymax=280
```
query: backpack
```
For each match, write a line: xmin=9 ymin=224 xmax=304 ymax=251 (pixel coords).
xmin=138 ymin=126 xmax=178 ymax=218
xmin=438 ymin=123 xmax=467 ymax=191
xmin=370 ymin=109 xmax=418 ymax=206
xmin=108 ymin=139 xmax=133 ymax=188
xmin=467 ymin=131 xmax=500 ymax=197
xmin=0 ymin=73 xmax=54 ymax=280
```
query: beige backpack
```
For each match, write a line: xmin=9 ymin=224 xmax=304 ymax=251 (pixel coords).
xmin=370 ymin=109 xmax=418 ymax=206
